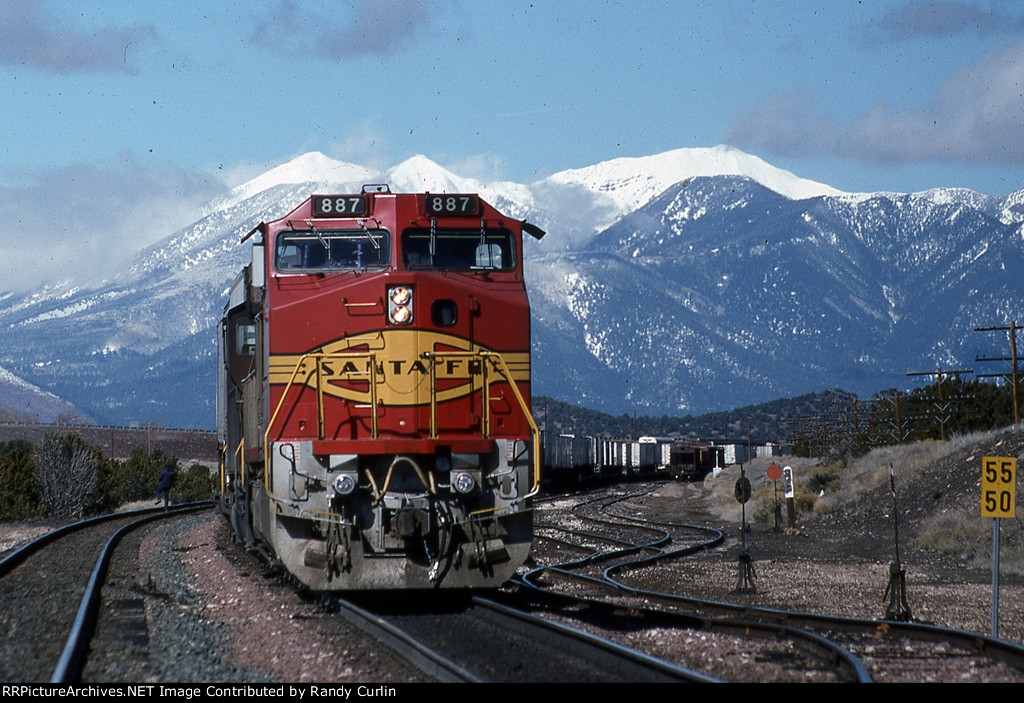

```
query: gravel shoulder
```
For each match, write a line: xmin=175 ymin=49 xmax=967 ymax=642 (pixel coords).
xmin=133 ymin=513 xmax=429 ymax=683
xmin=3 ymin=426 xmax=1023 ymax=681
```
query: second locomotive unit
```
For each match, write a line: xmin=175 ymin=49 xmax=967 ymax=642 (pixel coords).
xmin=218 ymin=186 xmax=544 ymax=590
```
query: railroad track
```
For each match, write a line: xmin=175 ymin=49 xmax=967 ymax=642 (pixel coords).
xmin=336 ymin=593 xmax=715 ymax=682
xmin=10 ymin=481 xmax=1015 ymax=683
xmin=5 ymin=497 xmax=714 ymax=684
xmin=0 ymin=503 xmax=210 ymax=683
xmin=521 ymin=483 xmax=1024 ymax=682
xmin=531 ymin=484 xmax=724 ymax=595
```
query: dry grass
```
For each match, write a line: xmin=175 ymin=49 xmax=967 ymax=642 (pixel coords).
xmin=702 ymin=429 xmax=1024 ymax=573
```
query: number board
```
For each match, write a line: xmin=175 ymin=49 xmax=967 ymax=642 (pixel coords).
xmin=424 ymin=194 xmax=480 ymax=216
xmin=312 ymin=195 xmax=368 ymax=217
xmin=981 ymin=456 xmax=1016 ymax=518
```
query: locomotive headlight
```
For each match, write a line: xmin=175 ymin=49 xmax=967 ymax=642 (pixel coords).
xmin=333 ymin=473 xmax=357 ymax=495
xmin=392 ymin=305 xmax=412 ymax=324
xmin=452 ymin=471 xmax=476 ymax=494
xmin=388 ymin=286 xmax=413 ymax=324
xmin=390 ymin=286 xmax=411 ymax=305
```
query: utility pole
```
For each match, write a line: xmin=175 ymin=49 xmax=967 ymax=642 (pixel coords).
xmin=886 ymin=391 xmax=906 ymax=444
xmin=868 ymin=391 xmax=909 ymax=445
xmin=905 ymin=366 xmax=973 ymax=441
xmin=975 ymin=322 xmax=1021 ymax=424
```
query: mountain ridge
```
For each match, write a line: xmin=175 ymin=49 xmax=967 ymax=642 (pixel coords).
xmin=1 ymin=146 xmax=1022 ymax=427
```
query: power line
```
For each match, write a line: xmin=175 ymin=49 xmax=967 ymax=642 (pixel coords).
xmin=975 ymin=322 xmax=1021 ymax=424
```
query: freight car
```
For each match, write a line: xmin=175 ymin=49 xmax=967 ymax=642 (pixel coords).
xmin=540 ymin=432 xmax=675 ymax=484
xmin=218 ymin=186 xmax=545 ymax=590
xmin=539 ymin=432 xmax=718 ymax=484
xmin=668 ymin=442 xmax=722 ymax=481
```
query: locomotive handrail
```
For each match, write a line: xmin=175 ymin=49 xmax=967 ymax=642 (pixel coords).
xmin=263 ymin=348 xmax=539 ymax=503
xmin=422 ymin=349 xmax=541 ymax=501
xmin=220 ymin=437 xmax=243 ymax=496
xmin=263 ymin=351 xmax=380 ymax=491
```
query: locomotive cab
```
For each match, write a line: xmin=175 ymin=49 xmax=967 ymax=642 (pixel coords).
xmin=218 ymin=186 xmax=543 ymax=590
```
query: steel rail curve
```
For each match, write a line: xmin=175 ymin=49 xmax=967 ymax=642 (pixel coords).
xmin=471 ymin=595 xmax=721 ymax=682
xmin=521 ymin=487 xmax=871 ymax=682
xmin=49 ymin=503 xmax=212 ymax=683
xmin=325 ymin=596 xmax=483 ymax=683
xmin=588 ymin=496 xmax=1024 ymax=675
xmin=0 ymin=502 xmax=211 ymax=683
xmin=531 ymin=485 xmax=1024 ymax=680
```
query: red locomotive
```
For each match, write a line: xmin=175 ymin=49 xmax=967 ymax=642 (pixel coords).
xmin=218 ymin=186 xmax=544 ymax=589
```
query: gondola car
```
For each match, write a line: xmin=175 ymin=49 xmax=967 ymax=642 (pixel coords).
xmin=218 ymin=186 xmax=544 ymax=590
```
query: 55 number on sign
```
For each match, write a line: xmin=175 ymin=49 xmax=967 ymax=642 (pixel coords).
xmin=981 ymin=456 xmax=1016 ymax=518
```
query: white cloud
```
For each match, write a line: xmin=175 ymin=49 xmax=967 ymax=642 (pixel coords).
xmin=0 ymin=157 xmax=227 ymax=294
xmin=0 ymin=0 xmax=157 ymax=73
xmin=251 ymin=0 xmax=453 ymax=59
xmin=326 ymin=120 xmax=394 ymax=173
xmin=726 ymin=42 xmax=1024 ymax=167
xmin=857 ymin=0 xmax=1024 ymax=45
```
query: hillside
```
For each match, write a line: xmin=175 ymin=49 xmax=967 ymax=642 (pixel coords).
xmin=535 ymin=389 xmax=857 ymax=442
xmin=709 ymin=425 xmax=1024 ymax=577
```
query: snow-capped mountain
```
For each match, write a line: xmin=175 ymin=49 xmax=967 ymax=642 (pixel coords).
xmin=1 ymin=147 xmax=1022 ymax=427
xmin=528 ymin=175 xmax=1024 ymax=415
xmin=548 ymin=145 xmax=841 ymax=211
xmin=0 ymin=364 xmax=84 ymax=423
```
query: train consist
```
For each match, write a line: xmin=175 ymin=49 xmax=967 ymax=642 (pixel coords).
xmin=218 ymin=186 xmax=544 ymax=590
xmin=540 ymin=432 xmax=721 ymax=484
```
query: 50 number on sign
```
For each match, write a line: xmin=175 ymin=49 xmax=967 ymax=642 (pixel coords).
xmin=981 ymin=456 xmax=1016 ymax=518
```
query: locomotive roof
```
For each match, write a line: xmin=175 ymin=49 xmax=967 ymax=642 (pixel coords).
xmin=243 ymin=186 xmax=545 ymax=243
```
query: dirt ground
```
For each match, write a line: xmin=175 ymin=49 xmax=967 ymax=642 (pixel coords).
xmin=618 ymin=427 xmax=1024 ymax=641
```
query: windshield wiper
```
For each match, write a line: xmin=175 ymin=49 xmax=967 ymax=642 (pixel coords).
xmin=356 ymin=218 xmax=381 ymax=251
xmin=304 ymin=219 xmax=329 ymax=251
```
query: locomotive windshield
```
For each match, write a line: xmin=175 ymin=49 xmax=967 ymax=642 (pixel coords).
xmin=401 ymin=228 xmax=515 ymax=271
xmin=275 ymin=229 xmax=390 ymax=271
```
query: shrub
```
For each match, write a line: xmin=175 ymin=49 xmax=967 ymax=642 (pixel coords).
xmin=105 ymin=449 xmax=177 ymax=507
xmin=33 ymin=433 xmax=104 ymax=519
xmin=752 ymin=490 xmax=779 ymax=524
xmin=0 ymin=442 xmax=43 ymax=520
xmin=174 ymin=463 xmax=217 ymax=502
xmin=805 ymin=471 xmax=841 ymax=495
xmin=915 ymin=509 xmax=988 ymax=559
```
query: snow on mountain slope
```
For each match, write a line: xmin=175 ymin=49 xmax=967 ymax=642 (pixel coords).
xmin=3 ymin=145 xmax=1022 ymax=426
xmin=544 ymin=144 xmax=843 ymax=220
xmin=223 ymin=152 xmax=377 ymax=204
xmin=0 ymin=364 xmax=86 ymax=422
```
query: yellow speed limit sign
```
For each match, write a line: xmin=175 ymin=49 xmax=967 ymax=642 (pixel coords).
xmin=981 ymin=456 xmax=1016 ymax=518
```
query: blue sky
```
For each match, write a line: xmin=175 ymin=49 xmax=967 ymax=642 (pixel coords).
xmin=2 ymin=0 xmax=1023 ymax=293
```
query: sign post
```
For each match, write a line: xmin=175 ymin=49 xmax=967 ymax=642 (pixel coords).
xmin=733 ymin=465 xmax=756 ymax=593
xmin=981 ymin=456 xmax=1016 ymax=637
xmin=766 ymin=463 xmax=783 ymax=532
xmin=782 ymin=466 xmax=795 ymax=529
